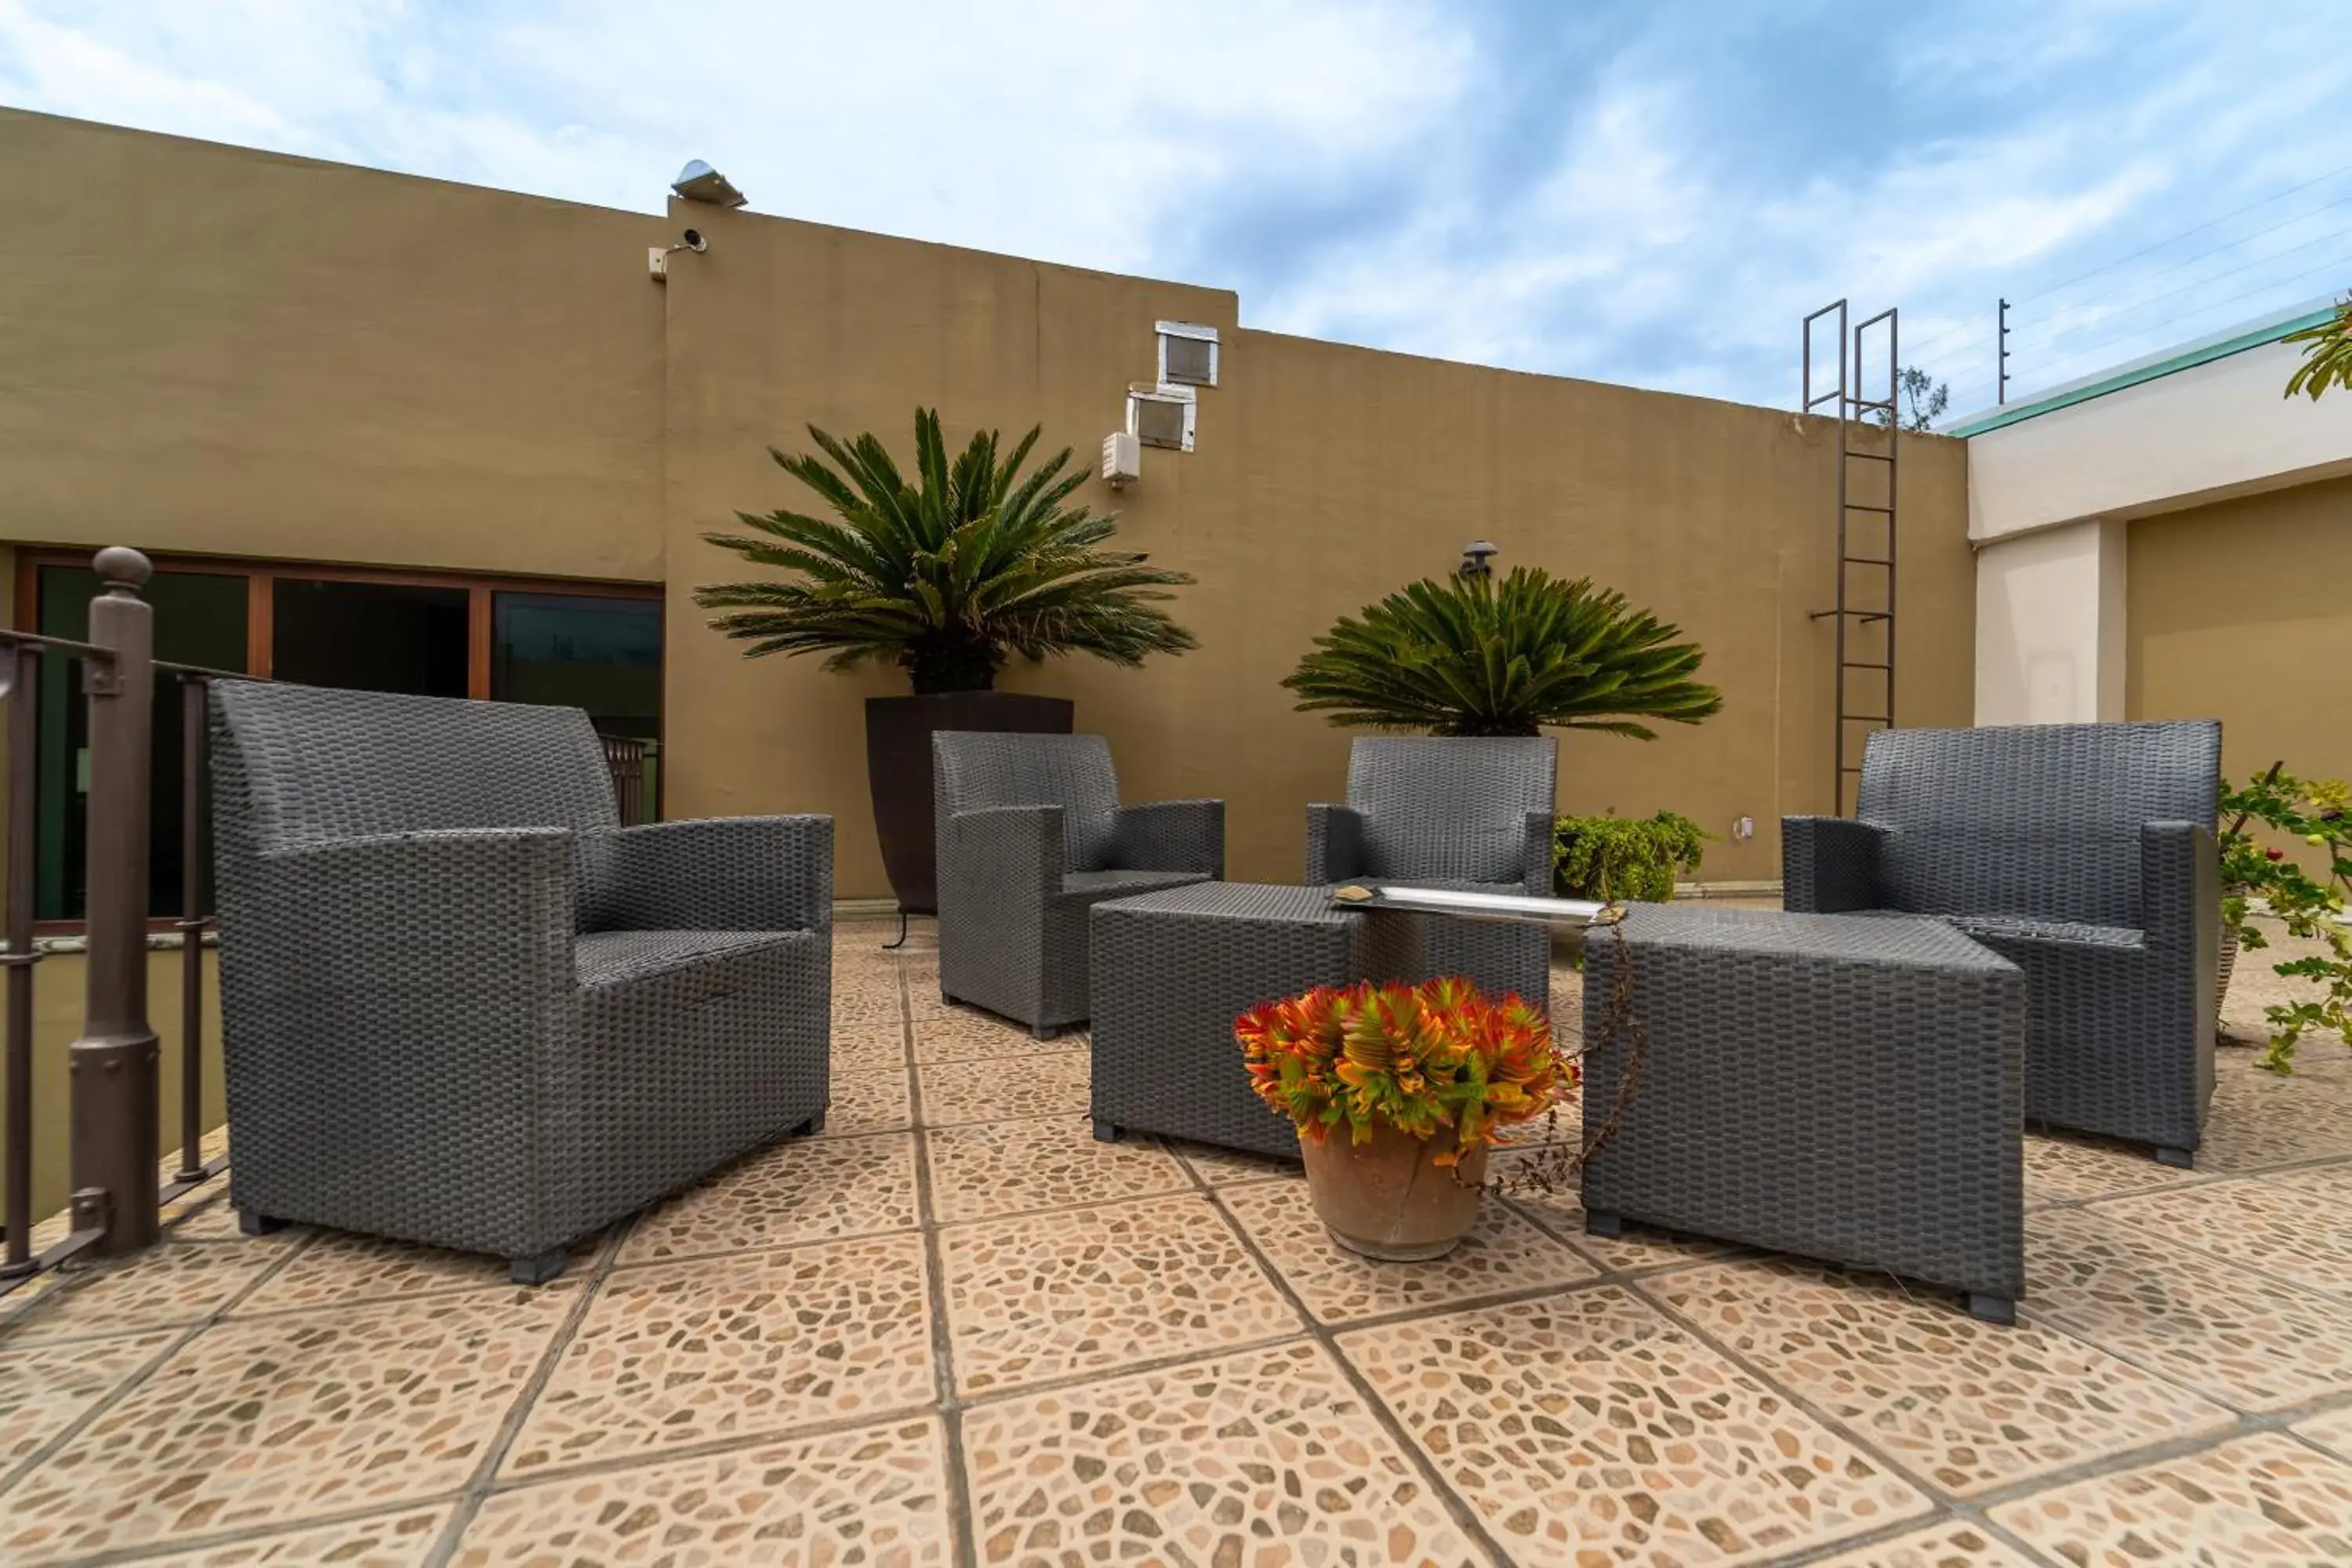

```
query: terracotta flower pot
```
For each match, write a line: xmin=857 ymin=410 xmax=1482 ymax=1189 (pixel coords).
xmin=1299 ymin=1120 xmax=1488 ymax=1261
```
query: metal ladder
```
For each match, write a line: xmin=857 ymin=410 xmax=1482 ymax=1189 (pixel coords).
xmin=1802 ymin=301 xmax=1899 ymax=816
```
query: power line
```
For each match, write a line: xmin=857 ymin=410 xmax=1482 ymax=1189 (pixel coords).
xmin=2010 ymin=159 xmax=2352 ymax=310
xmin=2014 ymin=253 xmax=2351 ymax=393
xmin=2002 ymin=220 xmax=2352 ymax=360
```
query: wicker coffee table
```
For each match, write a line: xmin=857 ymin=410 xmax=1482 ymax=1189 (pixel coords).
xmin=1581 ymin=902 xmax=2028 ymax=1321
xmin=1089 ymin=882 xmax=1432 ymax=1159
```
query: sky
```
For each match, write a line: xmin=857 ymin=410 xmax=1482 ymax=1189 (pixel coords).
xmin=3 ymin=0 xmax=2347 ymax=418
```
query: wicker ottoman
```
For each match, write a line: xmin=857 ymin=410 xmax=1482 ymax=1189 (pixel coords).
xmin=1090 ymin=883 xmax=1407 ymax=1159
xmin=1581 ymin=903 xmax=2027 ymax=1321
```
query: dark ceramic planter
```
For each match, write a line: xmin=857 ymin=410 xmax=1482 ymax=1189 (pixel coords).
xmin=865 ymin=691 xmax=1073 ymax=914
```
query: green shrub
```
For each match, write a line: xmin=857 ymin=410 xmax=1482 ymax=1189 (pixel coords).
xmin=1553 ymin=811 xmax=1710 ymax=903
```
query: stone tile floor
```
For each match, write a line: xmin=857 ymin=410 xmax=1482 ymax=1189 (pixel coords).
xmin=2 ymin=916 xmax=2350 ymax=1566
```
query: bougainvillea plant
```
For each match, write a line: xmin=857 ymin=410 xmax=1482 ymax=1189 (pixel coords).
xmin=1234 ymin=977 xmax=1562 ymax=1160
xmin=2221 ymin=764 xmax=2351 ymax=1073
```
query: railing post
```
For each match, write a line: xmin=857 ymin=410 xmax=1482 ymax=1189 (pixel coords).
xmin=69 ymin=547 xmax=159 ymax=1258
xmin=2 ymin=644 xmax=39 ymax=1278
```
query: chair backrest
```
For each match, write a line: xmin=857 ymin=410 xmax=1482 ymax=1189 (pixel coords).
xmin=933 ymin=731 xmax=1121 ymax=872
xmin=1345 ymin=735 xmax=1557 ymax=883
xmin=1857 ymin=720 xmax=2220 ymax=925
xmin=211 ymin=682 xmax=619 ymax=855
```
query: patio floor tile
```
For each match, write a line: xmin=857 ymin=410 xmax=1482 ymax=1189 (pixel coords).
xmin=923 ymin=1115 xmax=1190 ymax=1223
xmin=912 ymin=1005 xmax=1089 ymax=1064
xmin=506 ymin=1232 xmax=935 ymax=1475
xmin=2195 ymin=1061 xmax=2352 ymax=1173
xmin=960 ymin=1340 xmax=1478 ymax=1565
xmin=1339 ymin=1287 xmax=1929 ymax=1563
xmin=0 ymin=1287 xmax=573 ymax=1564
xmin=0 ymin=1329 xmax=174 ymax=1475
xmin=830 ymin=1022 xmax=908 ymax=1073
xmin=1647 ymin=1258 xmax=2235 ymax=1497
xmin=1799 ymin=1519 xmax=2040 ymax=1566
xmin=941 ymin=1193 xmax=1301 ymax=1396
xmin=2022 ymin=1131 xmax=2188 ymax=1207
xmin=461 ymin=1417 xmax=955 ymax=1566
xmin=238 ymin=1229 xmax=598 ymax=1316
xmin=916 ymin=1052 xmax=1091 ymax=1127
xmin=2091 ymin=1163 xmax=2352 ymax=1298
xmin=0 ymin=1239 xmax=283 ymax=1343
xmin=1221 ymin=1177 xmax=1597 ymax=1323
xmin=817 ymin=1063 xmax=914 ymax=1138
xmin=146 ymin=1507 xmax=450 ymax=1565
xmin=2026 ymin=1204 xmax=2352 ymax=1411
xmin=1167 ymin=1138 xmax=1301 ymax=1187
xmin=1490 ymin=1145 xmax=1743 ymax=1272
xmin=619 ymin=1130 xmax=919 ymax=1265
xmin=2297 ymin=1407 xmax=2352 ymax=1461
xmin=1991 ymin=1432 xmax=2352 ymax=1565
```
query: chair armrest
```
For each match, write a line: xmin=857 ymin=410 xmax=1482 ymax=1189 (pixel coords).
xmin=597 ymin=815 xmax=833 ymax=933
xmin=941 ymin=804 xmax=1062 ymax=906
xmin=1307 ymin=804 xmax=1367 ymax=884
xmin=1521 ymin=811 xmax=1556 ymax=897
xmin=2142 ymin=820 xmax=2219 ymax=960
xmin=246 ymin=827 xmax=577 ymax=1003
xmin=1113 ymin=800 xmax=1224 ymax=877
xmin=1781 ymin=815 xmax=1887 ymax=913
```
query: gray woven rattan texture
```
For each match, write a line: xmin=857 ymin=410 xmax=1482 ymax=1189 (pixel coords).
xmin=1784 ymin=720 xmax=2220 ymax=1156
xmin=209 ymin=682 xmax=832 ymax=1268
xmin=1306 ymin=736 xmax=1557 ymax=1009
xmin=933 ymin=731 xmax=1222 ymax=1033
xmin=1581 ymin=903 xmax=2027 ymax=1303
xmin=1088 ymin=881 xmax=1479 ymax=1159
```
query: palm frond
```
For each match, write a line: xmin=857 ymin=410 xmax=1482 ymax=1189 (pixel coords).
xmin=699 ymin=406 xmax=1196 ymax=693
xmin=1283 ymin=567 xmax=1722 ymax=738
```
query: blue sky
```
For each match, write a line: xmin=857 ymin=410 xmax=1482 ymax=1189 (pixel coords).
xmin=3 ymin=1 xmax=2345 ymax=416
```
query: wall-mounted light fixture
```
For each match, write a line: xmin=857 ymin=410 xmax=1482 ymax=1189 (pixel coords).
xmin=1127 ymin=383 xmax=1197 ymax=452
xmin=1458 ymin=539 xmax=1500 ymax=579
xmin=1155 ymin=321 xmax=1220 ymax=388
xmin=671 ymin=159 xmax=746 ymax=208
xmin=648 ymin=227 xmax=709 ymax=281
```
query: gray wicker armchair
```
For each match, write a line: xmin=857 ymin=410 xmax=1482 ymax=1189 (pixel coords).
xmin=934 ymin=731 xmax=1222 ymax=1037
xmin=1784 ymin=720 xmax=2220 ymax=1165
xmin=211 ymin=683 xmax=832 ymax=1283
xmin=1306 ymin=736 xmax=1557 ymax=1007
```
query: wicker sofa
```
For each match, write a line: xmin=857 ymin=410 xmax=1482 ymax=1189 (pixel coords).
xmin=1784 ymin=720 xmax=2220 ymax=1165
xmin=934 ymin=731 xmax=1223 ymax=1036
xmin=1306 ymin=736 xmax=1556 ymax=1007
xmin=211 ymin=683 xmax=833 ymax=1283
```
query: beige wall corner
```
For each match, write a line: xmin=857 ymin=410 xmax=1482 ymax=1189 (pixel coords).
xmin=1973 ymin=517 xmax=2126 ymax=725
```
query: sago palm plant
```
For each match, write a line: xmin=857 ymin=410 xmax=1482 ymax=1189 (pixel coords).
xmin=695 ymin=408 xmax=1196 ymax=693
xmin=2284 ymin=293 xmax=2352 ymax=401
xmin=1284 ymin=566 xmax=1721 ymax=738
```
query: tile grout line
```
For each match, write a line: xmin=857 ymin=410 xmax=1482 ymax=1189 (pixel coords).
xmin=1170 ymin=1143 xmax=1519 ymax=1568
xmin=420 ymin=1223 xmax=630 ymax=1568
xmin=0 ymin=1223 xmax=321 ymax=1508
xmin=899 ymin=949 xmax=982 ymax=1568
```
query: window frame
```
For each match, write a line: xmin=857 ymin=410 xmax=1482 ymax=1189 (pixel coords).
xmin=13 ymin=546 xmax=666 ymax=935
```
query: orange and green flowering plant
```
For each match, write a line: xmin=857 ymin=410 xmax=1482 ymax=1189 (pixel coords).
xmin=1234 ymin=977 xmax=1564 ymax=1162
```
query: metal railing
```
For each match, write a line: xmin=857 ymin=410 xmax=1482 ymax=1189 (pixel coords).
xmin=601 ymin=735 xmax=658 ymax=827
xmin=2 ymin=549 xmax=178 ymax=1292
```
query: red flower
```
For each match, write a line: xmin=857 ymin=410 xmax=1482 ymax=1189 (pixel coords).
xmin=2267 ymin=847 xmax=2286 ymax=861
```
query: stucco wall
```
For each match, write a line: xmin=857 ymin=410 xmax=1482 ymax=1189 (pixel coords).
xmin=0 ymin=108 xmax=666 ymax=583
xmin=659 ymin=199 xmax=1977 ymax=892
xmin=2128 ymin=474 xmax=2352 ymax=787
xmin=2 ymin=109 xmax=1979 ymax=902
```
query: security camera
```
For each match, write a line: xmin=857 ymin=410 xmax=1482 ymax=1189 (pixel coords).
xmin=680 ymin=229 xmax=706 ymax=252
xmin=671 ymin=159 xmax=746 ymax=208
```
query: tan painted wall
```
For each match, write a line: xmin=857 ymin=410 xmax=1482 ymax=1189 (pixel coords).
xmin=2129 ymin=474 xmax=2352 ymax=789
xmin=659 ymin=202 xmax=1977 ymax=892
xmin=0 ymin=108 xmax=666 ymax=583
xmin=2 ymin=111 xmax=1979 ymax=906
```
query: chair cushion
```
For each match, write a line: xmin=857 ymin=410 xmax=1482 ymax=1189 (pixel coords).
xmin=575 ymin=930 xmax=799 ymax=989
xmin=1057 ymin=869 xmax=1211 ymax=901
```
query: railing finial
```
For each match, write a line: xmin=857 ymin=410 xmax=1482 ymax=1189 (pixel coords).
xmin=93 ymin=546 xmax=152 ymax=593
